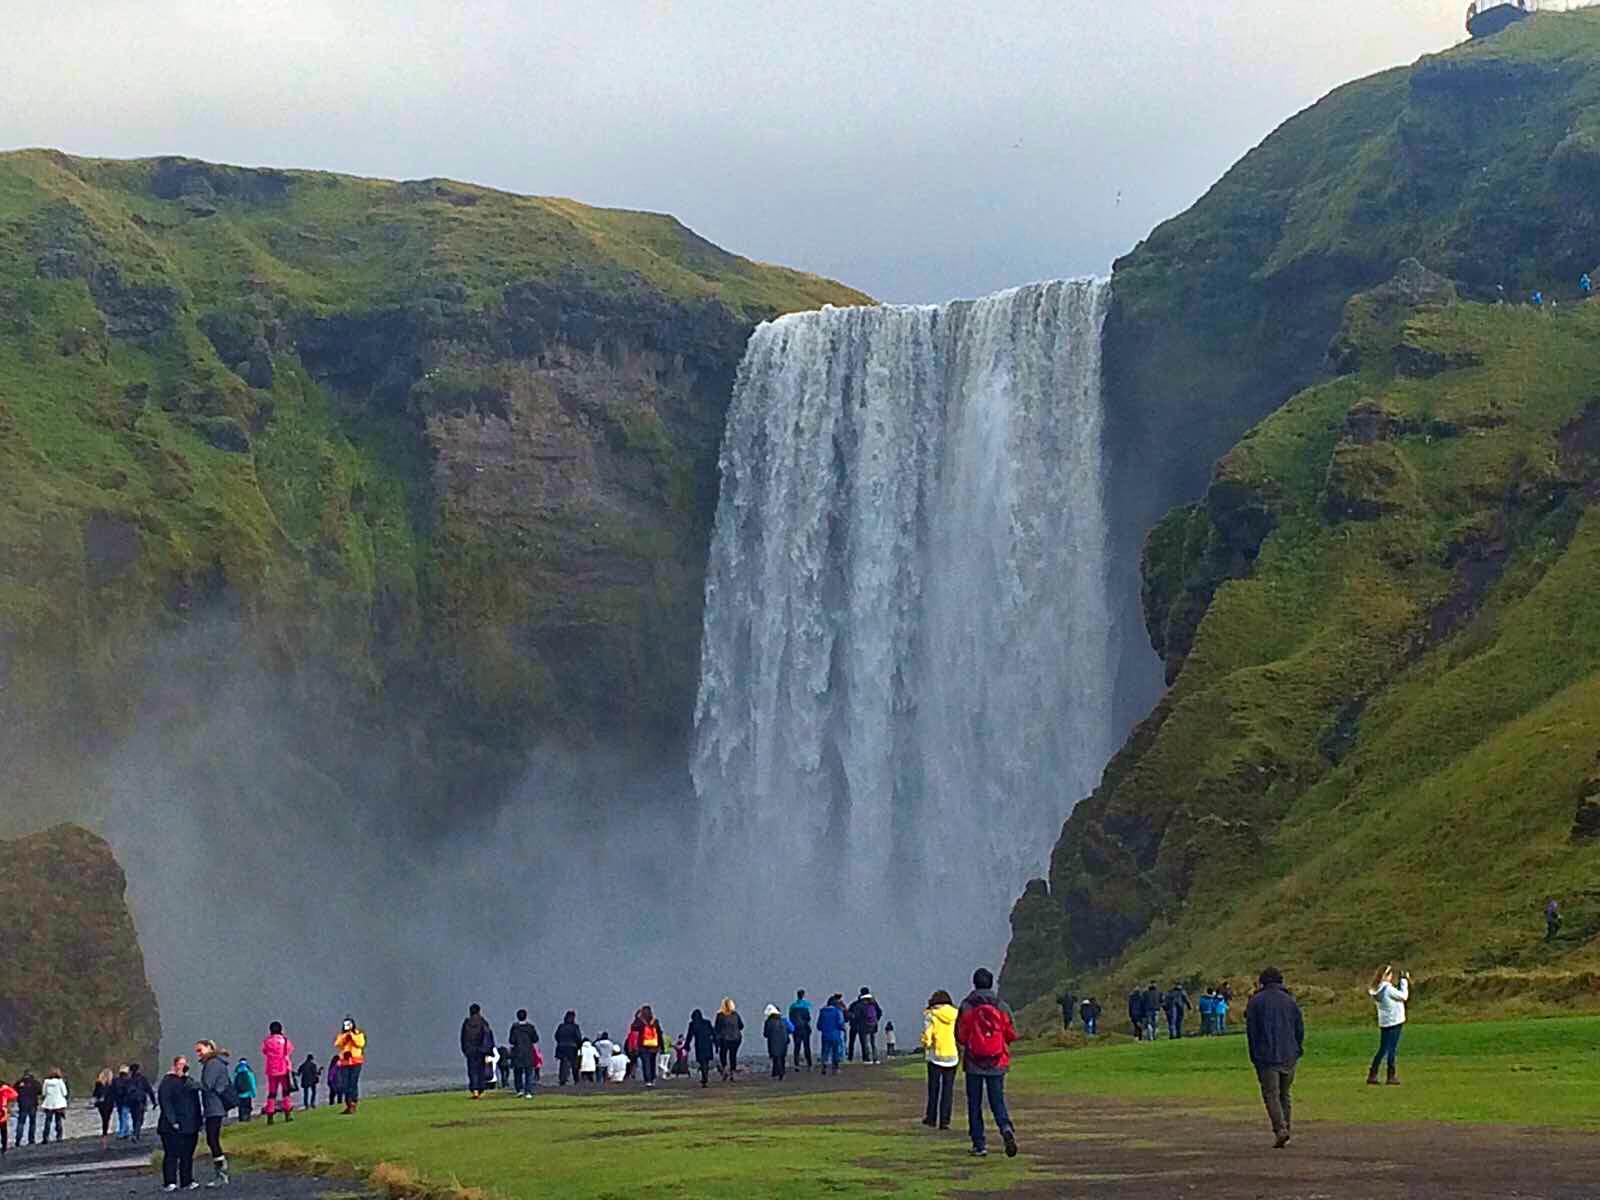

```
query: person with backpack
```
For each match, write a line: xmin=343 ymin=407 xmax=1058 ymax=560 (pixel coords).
xmin=817 ymin=995 xmax=846 ymax=1075
xmin=713 ymin=998 xmax=744 ymax=1081
xmin=333 ymin=1016 xmax=366 ymax=1114
xmin=788 ymin=990 xmax=814 ymax=1071
xmin=852 ymin=989 xmax=883 ymax=1064
xmin=460 ymin=1004 xmax=496 ymax=1099
xmin=261 ymin=1021 xmax=296 ymax=1125
xmin=231 ymin=1057 xmax=257 ymax=1121
xmin=920 ymin=989 xmax=960 ymax=1130
xmin=509 ymin=1010 xmax=539 ymax=1098
xmin=125 ymin=1063 xmax=156 ymax=1143
xmin=298 ymin=1055 xmax=321 ymax=1110
xmin=195 ymin=1041 xmax=234 ymax=1186
xmin=156 ymin=1056 xmax=202 ymax=1191
xmin=1245 ymin=967 xmax=1304 ymax=1149
xmin=632 ymin=1006 xmax=665 ymax=1087
xmin=763 ymin=1005 xmax=791 ymax=1079
xmin=1367 ymin=965 xmax=1411 ymax=1086
xmin=955 ymin=968 xmax=1018 ymax=1159
xmin=554 ymin=1012 xmax=582 ymax=1086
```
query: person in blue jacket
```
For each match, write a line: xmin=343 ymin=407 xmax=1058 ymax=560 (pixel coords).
xmin=817 ymin=994 xmax=847 ymax=1074
xmin=788 ymin=990 xmax=814 ymax=1071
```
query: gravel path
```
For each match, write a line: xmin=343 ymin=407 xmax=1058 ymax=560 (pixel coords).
xmin=0 ymin=1135 xmax=367 ymax=1199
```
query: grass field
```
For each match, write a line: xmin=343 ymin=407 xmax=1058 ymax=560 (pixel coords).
xmin=227 ymin=1018 xmax=1600 ymax=1199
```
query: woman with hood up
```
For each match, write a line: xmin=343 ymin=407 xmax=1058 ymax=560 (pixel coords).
xmin=763 ymin=1006 xmax=791 ymax=1080
xmin=920 ymin=990 xmax=960 ymax=1130
xmin=684 ymin=1010 xmax=716 ymax=1088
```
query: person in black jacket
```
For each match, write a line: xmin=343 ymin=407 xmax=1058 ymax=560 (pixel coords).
xmin=1244 ymin=966 xmax=1305 ymax=1149
xmin=460 ymin=1004 xmax=495 ymax=1099
xmin=508 ymin=1011 xmax=540 ymax=1098
xmin=684 ymin=1010 xmax=716 ymax=1088
xmin=157 ymin=1056 xmax=203 ymax=1191
xmin=1126 ymin=989 xmax=1144 ymax=1039
xmin=13 ymin=1072 xmax=39 ymax=1146
xmin=125 ymin=1064 xmax=156 ymax=1143
xmin=298 ymin=1055 xmax=320 ymax=1109
xmin=1057 ymin=990 xmax=1077 ymax=1031
xmin=1162 ymin=987 xmax=1191 ymax=1041
xmin=554 ymin=1012 xmax=582 ymax=1087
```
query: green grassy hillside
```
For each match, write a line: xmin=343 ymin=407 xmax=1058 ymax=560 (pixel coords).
xmin=0 ymin=150 xmax=869 ymax=826
xmin=1005 ymin=265 xmax=1600 ymax=1016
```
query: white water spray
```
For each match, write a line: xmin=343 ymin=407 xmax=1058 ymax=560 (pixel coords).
xmin=693 ymin=279 xmax=1116 ymax=997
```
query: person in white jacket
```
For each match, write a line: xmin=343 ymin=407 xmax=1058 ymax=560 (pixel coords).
xmin=1367 ymin=965 xmax=1410 ymax=1085
xmin=39 ymin=1070 xmax=69 ymax=1143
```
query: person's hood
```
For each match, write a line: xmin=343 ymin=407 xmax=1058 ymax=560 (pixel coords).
xmin=858 ymin=992 xmax=875 ymax=1002
xmin=925 ymin=1004 xmax=958 ymax=1027
xmin=963 ymin=988 xmax=1001 ymax=1008
xmin=236 ymin=1059 xmax=250 ymax=1069
xmin=764 ymin=1005 xmax=780 ymax=1018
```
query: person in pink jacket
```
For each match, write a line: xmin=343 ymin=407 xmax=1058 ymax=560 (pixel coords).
xmin=261 ymin=1022 xmax=296 ymax=1124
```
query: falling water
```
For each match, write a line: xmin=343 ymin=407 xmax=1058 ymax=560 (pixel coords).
xmin=693 ymin=279 xmax=1117 ymax=999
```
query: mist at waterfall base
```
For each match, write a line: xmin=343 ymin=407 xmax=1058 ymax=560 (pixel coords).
xmin=693 ymin=279 xmax=1120 ymax=1009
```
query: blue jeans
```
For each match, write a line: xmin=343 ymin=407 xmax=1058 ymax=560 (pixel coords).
xmin=341 ymin=1064 xmax=362 ymax=1102
xmin=116 ymin=1105 xmax=132 ymax=1137
xmin=965 ymin=1071 xmax=1011 ymax=1151
xmin=1084 ymin=1017 xmax=1097 ymax=1036
xmin=1371 ymin=1023 xmax=1403 ymax=1073
xmin=513 ymin=1064 xmax=534 ymax=1094
xmin=15 ymin=1107 xmax=36 ymax=1144
xmin=821 ymin=1037 xmax=843 ymax=1072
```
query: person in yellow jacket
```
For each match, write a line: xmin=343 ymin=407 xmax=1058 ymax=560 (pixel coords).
xmin=920 ymin=990 xmax=960 ymax=1130
xmin=333 ymin=1017 xmax=367 ymax=1115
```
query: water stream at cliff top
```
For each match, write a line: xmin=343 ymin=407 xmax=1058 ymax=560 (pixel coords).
xmin=693 ymin=278 xmax=1116 ymax=996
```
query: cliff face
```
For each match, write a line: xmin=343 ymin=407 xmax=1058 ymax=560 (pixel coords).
xmin=0 ymin=825 xmax=160 ymax=1085
xmin=0 ymin=151 xmax=869 ymax=825
xmin=1006 ymin=11 xmax=1600 ymax=1008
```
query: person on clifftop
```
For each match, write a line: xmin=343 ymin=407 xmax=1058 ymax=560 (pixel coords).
xmin=955 ymin=968 xmax=1019 ymax=1159
xmin=1244 ymin=967 xmax=1304 ymax=1149
xmin=333 ymin=1016 xmax=366 ymax=1114
xmin=261 ymin=1021 xmax=296 ymax=1125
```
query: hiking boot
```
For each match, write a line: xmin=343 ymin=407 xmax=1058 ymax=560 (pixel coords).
xmin=1002 ymin=1127 xmax=1018 ymax=1158
xmin=206 ymin=1156 xmax=229 ymax=1187
xmin=1386 ymin=1070 xmax=1401 ymax=1086
xmin=266 ymin=1112 xmax=274 ymax=1126
xmin=1273 ymin=1132 xmax=1291 ymax=1149
xmin=283 ymin=1111 xmax=292 ymax=1122
xmin=1366 ymin=1068 xmax=1380 ymax=1085
xmin=969 ymin=1146 xmax=988 ymax=1157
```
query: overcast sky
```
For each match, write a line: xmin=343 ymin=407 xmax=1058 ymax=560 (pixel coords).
xmin=4 ymin=1 xmax=1476 ymax=302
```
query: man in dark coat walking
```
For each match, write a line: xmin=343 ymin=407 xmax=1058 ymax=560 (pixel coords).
xmin=508 ymin=1010 xmax=540 ymax=1097
xmin=1245 ymin=966 xmax=1305 ymax=1148
xmin=460 ymin=1004 xmax=495 ymax=1098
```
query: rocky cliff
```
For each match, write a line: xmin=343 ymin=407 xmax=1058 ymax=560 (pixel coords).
xmin=0 ymin=825 xmax=160 ymax=1085
xmin=1006 ymin=11 xmax=1600 ymax=1008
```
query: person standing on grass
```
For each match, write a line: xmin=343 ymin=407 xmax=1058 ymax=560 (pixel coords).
xmin=633 ymin=1007 xmax=665 ymax=1088
xmin=763 ymin=1006 xmax=790 ymax=1079
xmin=195 ymin=1040 xmax=233 ymax=1186
xmin=1163 ymin=984 xmax=1190 ymax=1040
xmin=460 ymin=1004 xmax=495 ymax=1099
xmin=818 ymin=994 xmax=846 ymax=1074
xmin=325 ymin=1055 xmax=342 ymax=1109
xmin=1126 ymin=988 xmax=1143 ymax=1039
xmin=509 ymin=1010 xmax=539 ymax=1098
xmin=232 ymin=1056 xmax=257 ymax=1121
xmin=261 ymin=1022 xmax=296 ymax=1125
xmin=920 ymin=989 xmax=959 ymax=1131
xmin=788 ymin=990 xmax=814 ymax=1071
xmin=1142 ymin=983 xmax=1161 ymax=1041
xmin=1080 ymin=997 xmax=1099 ymax=1037
xmin=156 ymin=1056 xmax=202 ymax=1192
xmin=1057 ymin=989 xmax=1077 ymax=1032
xmin=1198 ymin=989 xmax=1215 ymax=1035
xmin=298 ymin=1055 xmax=320 ymax=1110
xmin=1245 ymin=967 xmax=1304 ymax=1149
xmin=1215 ymin=988 xmax=1231 ymax=1034
xmin=714 ymin=998 xmax=744 ymax=1080
xmin=1367 ymin=965 xmax=1410 ymax=1086
xmin=39 ymin=1069 xmax=68 ymax=1143
xmin=853 ymin=989 xmax=883 ymax=1064
xmin=334 ymin=1016 xmax=366 ymax=1114
xmin=956 ymin=968 xmax=1019 ymax=1159
xmin=685 ymin=1010 xmax=716 ymax=1088
xmin=578 ymin=1038 xmax=600 ymax=1085
xmin=554 ymin=1011 xmax=582 ymax=1086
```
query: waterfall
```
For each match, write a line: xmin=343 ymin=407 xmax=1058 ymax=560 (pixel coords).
xmin=693 ymin=279 xmax=1115 ymax=999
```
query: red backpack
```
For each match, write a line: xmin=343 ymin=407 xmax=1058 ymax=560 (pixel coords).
xmin=965 ymin=1003 xmax=1008 ymax=1062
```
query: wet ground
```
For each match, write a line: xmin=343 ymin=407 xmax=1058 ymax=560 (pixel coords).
xmin=0 ymin=1134 xmax=366 ymax=1198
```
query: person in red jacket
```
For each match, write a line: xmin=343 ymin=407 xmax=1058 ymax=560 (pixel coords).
xmin=0 ymin=1080 xmax=17 ymax=1156
xmin=954 ymin=967 xmax=1019 ymax=1159
xmin=260 ymin=1022 xmax=296 ymax=1124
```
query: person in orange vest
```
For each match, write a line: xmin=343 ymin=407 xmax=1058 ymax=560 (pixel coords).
xmin=0 ymin=1079 xmax=17 ymax=1156
xmin=333 ymin=1016 xmax=367 ymax=1114
xmin=631 ymin=1006 xmax=665 ymax=1087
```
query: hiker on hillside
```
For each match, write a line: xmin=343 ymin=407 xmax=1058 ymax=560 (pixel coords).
xmin=789 ymin=989 xmax=814 ymax=1071
xmin=1142 ymin=983 xmax=1161 ymax=1041
xmin=1367 ymin=965 xmax=1411 ymax=1086
xmin=714 ymin=998 xmax=744 ymax=1080
xmin=460 ymin=1004 xmax=495 ymax=1099
xmin=956 ymin=967 xmax=1019 ymax=1159
xmin=1057 ymin=989 xmax=1077 ymax=1031
xmin=509 ymin=1010 xmax=539 ymax=1098
xmin=0 ymin=1078 xmax=17 ymax=1156
xmin=1245 ymin=967 xmax=1304 ymax=1149
xmin=156 ymin=1056 xmax=202 ymax=1191
xmin=13 ymin=1071 xmax=39 ymax=1147
xmin=1198 ymin=989 xmax=1216 ymax=1035
xmin=763 ymin=1005 xmax=791 ymax=1079
xmin=1215 ymin=987 xmax=1232 ymax=1034
xmin=38 ymin=1069 xmax=67 ymax=1143
xmin=1080 ymin=997 xmax=1100 ymax=1036
xmin=685 ymin=1010 xmax=717 ymax=1087
xmin=852 ymin=988 xmax=884 ymax=1064
xmin=232 ymin=1057 xmax=257 ymax=1121
xmin=195 ymin=1040 xmax=233 ymax=1186
xmin=554 ymin=1011 xmax=582 ymax=1086
xmin=1546 ymin=898 xmax=1562 ymax=943
xmin=261 ymin=1021 xmax=296 ymax=1125
xmin=1127 ymin=988 xmax=1144 ymax=1039
xmin=633 ymin=1006 xmax=665 ymax=1087
xmin=818 ymin=994 xmax=847 ymax=1074
xmin=1163 ymin=984 xmax=1191 ymax=1040
xmin=125 ymin=1063 xmax=155 ymax=1143
xmin=333 ymin=1015 xmax=366 ymax=1114
xmin=298 ymin=1055 xmax=321 ymax=1109
xmin=920 ymin=989 xmax=960 ymax=1131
